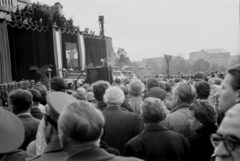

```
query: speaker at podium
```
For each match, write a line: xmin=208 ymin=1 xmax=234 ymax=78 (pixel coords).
xmin=86 ymin=67 xmax=113 ymax=84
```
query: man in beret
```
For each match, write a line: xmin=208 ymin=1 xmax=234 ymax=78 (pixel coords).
xmin=0 ymin=107 xmax=34 ymax=160
xmin=29 ymin=92 xmax=77 ymax=161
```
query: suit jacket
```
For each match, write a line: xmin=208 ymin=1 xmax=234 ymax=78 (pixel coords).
xmin=162 ymin=103 xmax=195 ymax=137
xmin=30 ymin=108 xmax=43 ymax=120
xmin=188 ymin=124 xmax=218 ymax=161
xmin=18 ymin=114 xmax=40 ymax=150
xmin=29 ymin=139 xmax=67 ymax=161
xmin=124 ymin=124 xmax=192 ymax=161
xmin=102 ymin=105 xmax=141 ymax=155
xmin=67 ymin=147 xmax=142 ymax=161
xmin=128 ymin=97 xmax=143 ymax=115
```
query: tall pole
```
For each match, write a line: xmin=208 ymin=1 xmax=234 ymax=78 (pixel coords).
xmin=164 ymin=54 xmax=172 ymax=79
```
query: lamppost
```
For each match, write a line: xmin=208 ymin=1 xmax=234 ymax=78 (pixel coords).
xmin=62 ymin=68 xmax=67 ymax=77
xmin=47 ymin=68 xmax=52 ymax=80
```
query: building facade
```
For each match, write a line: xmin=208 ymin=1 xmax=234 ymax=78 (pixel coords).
xmin=189 ymin=48 xmax=230 ymax=68
xmin=0 ymin=0 xmax=30 ymax=19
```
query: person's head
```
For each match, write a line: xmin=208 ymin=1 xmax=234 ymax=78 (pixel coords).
xmin=213 ymin=78 xmax=223 ymax=86
xmin=141 ymin=97 xmax=166 ymax=126
xmin=212 ymin=104 xmax=240 ymax=161
xmin=92 ymin=81 xmax=110 ymax=101
xmin=44 ymin=92 xmax=77 ymax=144
xmin=146 ymin=78 xmax=159 ymax=89
xmin=128 ymin=79 xmax=144 ymax=97
xmin=76 ymin=87 xmax=86 ymax=94
xmin=119 ymin=85 xmax=128 ymax=99
xmin=164 ymin=82 xmax=171 ymax=93
xmin=145 ymin=87 xmax=167 ymax=101
xmin=194 ymin=81 xmax=211 ymax=99
xmin=73 ymin=91 xmax=87 ymax=101
xmin=172 ymin=82 xmax=196 ymax=106
xmin=58 ymin=101 xmax=105 ymax=153
xmin=28 ymin=88 xmax=42 ymax=105
xmin=9 ymin=89 xmax=33 ymax=114
xmin=114 ymin=78 xmax=121 ymax=85
xmin=189 ymin=100 xmax=217 ymax=131
xmin=219 ymin=65 xmax=240 ymax=113
xmin=194 ymin=72 xmax=205 ymax=82
xmin=50 ymin=77 xmax=67 ymax=92
xmin=103 ymin=86 xmax=125 ymax=106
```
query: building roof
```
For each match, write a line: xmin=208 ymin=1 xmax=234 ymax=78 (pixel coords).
xmin=203 ymin=48 xmax=228 ymax=53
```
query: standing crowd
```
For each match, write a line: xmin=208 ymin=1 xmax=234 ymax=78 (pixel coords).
xmin=0 ymin=64 xmax=240 ymax=161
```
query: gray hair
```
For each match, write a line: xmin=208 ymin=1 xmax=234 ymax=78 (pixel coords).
xmin=103 ymin=86 xmax=125 ymax=105
xmin=58 ymin=101 xmax=105 ymax=143
xmin=128 ymin=79 xmax=144 ymax=96
xmin=141 ymin=97 xmax=166 ymax=124
xmin=173 ymin=82 xmax=196 ymax=104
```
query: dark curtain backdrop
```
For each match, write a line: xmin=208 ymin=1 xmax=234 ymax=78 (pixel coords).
xmin=7 ymin=26 xmax=56 ymax=81
xmin=84 ymin=37 xmax=107 ymax=67
xmin=0 ymin=20 xmax=12 ymax=83
xmin=61 ymin=32 xmax=80 ymax=69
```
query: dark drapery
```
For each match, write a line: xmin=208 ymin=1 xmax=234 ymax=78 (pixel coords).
xmin=84 ymin=36 xmax=107 ymax=67
xmin=0 ymin=20 xmax=12 ymax=83
xmin=7 ymin=24 xmax=56 ymax=81
xmin=61 ymin=32 xmax=80 ymax=69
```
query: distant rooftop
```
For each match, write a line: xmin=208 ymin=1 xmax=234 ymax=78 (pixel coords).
xmin=203 ymin=48 xmax=228 ymax=53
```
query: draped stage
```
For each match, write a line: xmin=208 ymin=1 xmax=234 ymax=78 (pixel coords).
xmin=0 ymin=19 xmax=115 ymax=83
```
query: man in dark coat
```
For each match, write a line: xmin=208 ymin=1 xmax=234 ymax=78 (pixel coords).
xmin=188 ymin=100 xmax=218 ymax=161
xmin=124 ymin=97 xmax=191 ymax=161
xmin=102 ymin=87 xmax=141 ymax=155
xmin=58 ymin=100 xmax=142 ymax=161
xmin=9 ymin=89 xmax=40 ymax=150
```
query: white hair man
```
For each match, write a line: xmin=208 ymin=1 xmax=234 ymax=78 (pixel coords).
xmin=102 ymin=86 xmax=142 ymax=155
xmin=125 ymin=97 xmax=191 ymax=161
xmin=128 ymin=79 xmax=144 ymax=114
xmin=58 ymin=101 xmax=142 ymax=161
xmin=162 ymin=82 xmax=196 ymax=137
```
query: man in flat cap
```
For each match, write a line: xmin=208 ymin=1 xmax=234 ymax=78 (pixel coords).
xmin=0 ymin=107 xmax=34 ymax=160
xmin=29 ymin=92 xmax=77 ymax=161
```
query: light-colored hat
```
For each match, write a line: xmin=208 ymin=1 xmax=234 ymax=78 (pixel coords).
xmin=0 ymin=108 xmax=24 ymax=153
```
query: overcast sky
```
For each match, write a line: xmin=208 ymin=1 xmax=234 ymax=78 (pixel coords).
xmin=33 ymin=0 xmax=239 ymax=61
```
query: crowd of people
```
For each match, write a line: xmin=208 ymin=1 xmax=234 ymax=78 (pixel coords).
xmin=0 ymin=64 xmax=240 ymax=161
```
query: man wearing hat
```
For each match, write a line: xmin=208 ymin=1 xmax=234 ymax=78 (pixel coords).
xmin=29 ymin=92 xmax=77 ymax=161
xmin=0 ymin=107 xmax=34 ymax=160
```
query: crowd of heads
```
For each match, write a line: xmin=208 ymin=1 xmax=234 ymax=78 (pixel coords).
xmin=0 ymin=64 xmax=240 ymax=161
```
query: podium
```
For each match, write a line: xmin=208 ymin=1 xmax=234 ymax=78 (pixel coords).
xmin=86 ymin=67 xmax=113 ymax=84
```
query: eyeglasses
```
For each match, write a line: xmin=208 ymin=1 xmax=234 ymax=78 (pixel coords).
xmin=211 ymin=133 xmax=240 ymax=152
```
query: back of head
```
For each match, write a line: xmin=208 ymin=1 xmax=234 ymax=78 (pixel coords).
xmin=173 ymin=82 xmax=196 ymax=104
xmin=194 ymin=72 xmax=204 ymax=81
xmin=92 ymin=80 xmax=110 ymax=101
xmin=146 ymin=78 xmax=159 ymax=89
xmin=213 ymin=78 xmax=222 ymax=86
xmin=119 ymin=85 xmax=128 ymax=96
xmin=58 ymin=101 xmax=105 ymax=143
xmin=115 ymin=78 xmax=121 ymax=85
xmin=141 ymin=97 xmax=166 ymax=124
xmin=73 ymin=91 xmax=87 ymax=101
xmin=164 ymin=82 xmax=171 ymax=93
xmin=128 ymin=79 xmax=144 ymax=97
xmin=28 ymin=88 xmax=42 ymax=103
xmin=9 ymin=89 xmax=33 ymax=113
xmin=103 ymin=86 xmax=125 ymax=105
xmin=191 ymin=99 xmax=217 ymax=125
xmin=194 ymin=81 xmax=210 ymax=99
xmin=145 ymin=87 xmax=167 ymax=101
xmin=50 ymin=77 xmax=67 ymax=92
